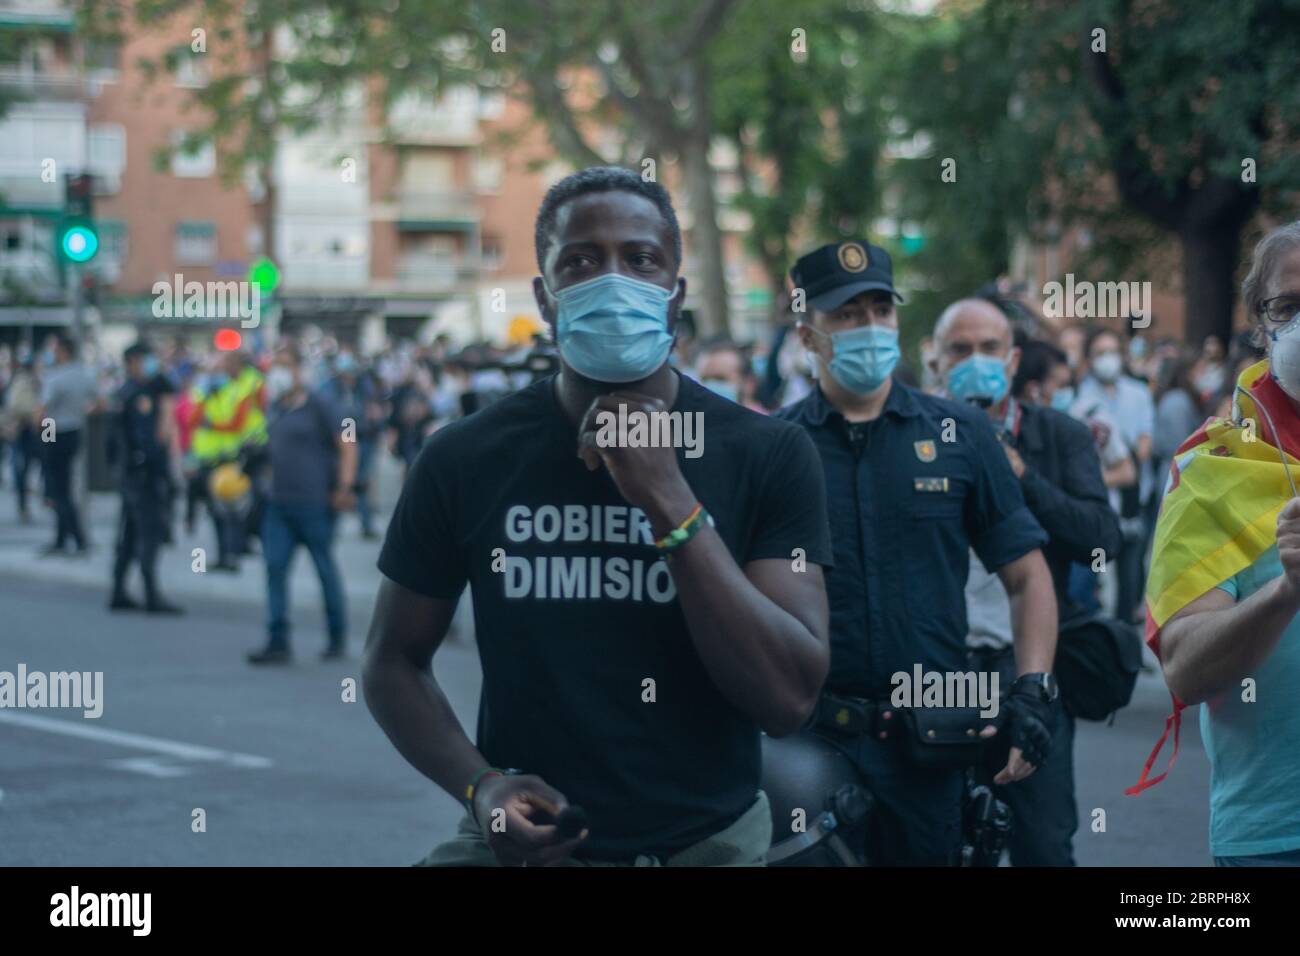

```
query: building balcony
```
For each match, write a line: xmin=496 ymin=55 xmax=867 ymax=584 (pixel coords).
xmin=0 ymin=248 xmax=64 ymax=303
xmin=0 ymin=171 xmax=62 ymax=210
xmin=387 ymin=255 xmax=479 ymax=293
xmin=0 ymin=100 xmax=88 ymax=212
xmin=280 ymin=258 xmax=371 ymax=293
xmin=0 ymin=68 xmax=84 ymax=100
xmin=387 ymin=90 xmax=480 ymax=146
xmin=394 ymin=189 xmax=481 ymax=230
xmin=0 ymin=0 xmax=73 ymax=30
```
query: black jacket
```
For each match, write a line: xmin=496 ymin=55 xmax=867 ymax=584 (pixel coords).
xmin=1013 ymin=402 xmax=1121 ymax=616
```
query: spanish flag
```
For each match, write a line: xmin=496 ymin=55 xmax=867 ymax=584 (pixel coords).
xmin=1128 ymin=358 xmax=1300 ymax=794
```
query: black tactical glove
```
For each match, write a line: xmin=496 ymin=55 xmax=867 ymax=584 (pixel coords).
xmin=1001 ymin=682 xmax=1054 ymax=768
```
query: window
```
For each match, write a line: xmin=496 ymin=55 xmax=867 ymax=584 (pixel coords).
xmin=478 ymin=90 xmax=506 ymax=120
xmin=174 ymin=221 xmax=216 ymax=265
xmin=98 ymin=220 xmax=128 ymax=263
xmin=474 ymin=156 xmax=504 ymax=194
xmin=88 ymin=124 xmax=126 ymax=176
xmin=170 ymin=132 xmax=215 ymax=178
xmin=85 ymin=40 xmax=121 ymax=77
xmin=15 ymin=38 xmax=55 ymax=75
xmin=401 ymin=151 xmax=456 ymax=192
xmin=173 ymin=49 xmax=209 ymax=89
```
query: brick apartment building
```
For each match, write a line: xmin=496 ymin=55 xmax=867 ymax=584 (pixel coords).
xmin=0 ymin=1 xmax=565 ymax=355
xmin=0 ymin=0 xmax=792 ymax=363
xmin=3 ymin=0 xmax=1208 ymax=365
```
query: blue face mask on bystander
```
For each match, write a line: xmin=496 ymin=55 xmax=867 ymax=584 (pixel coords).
xmin=547 ymin=273 xmax=677 ymax=384
xmin=947 ymin=353 xmax=1010 ymax=405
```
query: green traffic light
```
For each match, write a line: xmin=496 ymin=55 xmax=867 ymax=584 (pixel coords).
xmin=248 ymin=257 xmax=280 ymax=294
xmin=61 ymin=225 xmax=98 ymax=263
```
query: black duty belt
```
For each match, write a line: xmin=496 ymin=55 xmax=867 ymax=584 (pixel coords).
xmin=811 ymin=691 xmax=905 ymax=741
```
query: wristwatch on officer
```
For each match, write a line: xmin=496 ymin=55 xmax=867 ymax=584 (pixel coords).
xmin=1011 ymin=672 xmax=1058 ymax=703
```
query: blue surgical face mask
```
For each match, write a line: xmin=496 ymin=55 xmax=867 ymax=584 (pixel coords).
xmin=41 ymin=349 xmax=56 ymax=367
xmin=547 ymin=273 xmax=676 ymax=384
xmin=142 ymin=355 xmax=160 ymax=378
xmin=702 ymin=379 xmax=739 ymax=403
xmin=1051 ymin=386 xmax=1075 ymax=412
xmin=947 ymin=353 xmax=1010 ymax=405
xmin=816 ymin=325 xmax=900 ymax=394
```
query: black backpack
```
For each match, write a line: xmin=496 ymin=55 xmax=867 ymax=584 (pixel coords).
xmin=1054 ymin=611 xmax=1143 ymax=721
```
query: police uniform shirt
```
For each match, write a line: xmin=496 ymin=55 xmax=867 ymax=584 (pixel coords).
xmin=378 ymin=373 xmax=834 ymax=861
xmin=115 ymin=375 xmax=174 ymax=474
xmin=776 ymin=380 xmax=1046 ymax=697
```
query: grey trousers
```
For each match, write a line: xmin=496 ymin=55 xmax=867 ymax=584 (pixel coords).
xmin=415 ymin=791 xmax=772 ymax=867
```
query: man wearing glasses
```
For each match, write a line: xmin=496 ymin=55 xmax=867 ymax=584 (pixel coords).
xmin=1145 ymin=221 xmax=1300 ymax=866
xmin=776 ymin=241 xmax=1057 ymax=865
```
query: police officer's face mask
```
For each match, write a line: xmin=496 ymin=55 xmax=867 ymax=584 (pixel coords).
xmin=947 ymin=353 xmax=1010 ymax=405
xmin=141 ymin=355 xmax=160 ymax=379
xmin=812 ymin=324 xmax=900 ymax=395
xmin=545 ymin=273 xmax=677 ymax=384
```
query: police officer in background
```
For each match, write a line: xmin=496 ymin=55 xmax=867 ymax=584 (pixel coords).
xmin=776 ymin=241 xmax=1058 ymax=866
xmin=932 ymin=300 xmax=1120 ymax=865
xmin=109 ymin=342 xmax=183 ymax=615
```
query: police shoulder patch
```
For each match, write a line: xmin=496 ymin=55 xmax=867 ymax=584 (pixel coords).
xmin=914 ymin=439 xmax=936 ymax=462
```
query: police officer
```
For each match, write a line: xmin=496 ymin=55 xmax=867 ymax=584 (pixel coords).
xmin=109 ymin=342 xmax=183 ymax=615
xmin=776 ymin=241 xmax=1058 ymax=866
xmin=933 ymin=300 xmax=1121 ymax=866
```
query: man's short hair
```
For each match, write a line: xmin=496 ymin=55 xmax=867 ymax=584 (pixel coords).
xmin=1083 ymin=325 xmax=1119 ymax=357
xmin=124 ymin=341 xmax=153 ymax=362
xmin=275 ymin=342 xmax=302 ymax=366
xmin=534 ymin=165 xmax=682 ymax=273
xmin=54 ymin=332 xmax=77 ymax=358
xmin=698 ymin=337 xmax=742 ymax=359
xmin=1013 ymin=339 xmax=1068 ymax=399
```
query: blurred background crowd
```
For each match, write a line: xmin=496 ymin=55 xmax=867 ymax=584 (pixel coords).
xmin=0 ymin=285 xmax=1262 ymax=632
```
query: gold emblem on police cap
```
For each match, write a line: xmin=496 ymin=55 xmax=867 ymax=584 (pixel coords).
xmin=914 ymin=440 xmax=936 ymax=462
xmin=838 ymin=242 xmax=869 ymax=273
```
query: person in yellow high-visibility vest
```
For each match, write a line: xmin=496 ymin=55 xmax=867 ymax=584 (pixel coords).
xmin=190 ymin=353 xmax=248 ymax=570
xmin=233 ymin=357 xmax=268 ymax=452
xmin=230 ymin=355 xmax=269 ymax=549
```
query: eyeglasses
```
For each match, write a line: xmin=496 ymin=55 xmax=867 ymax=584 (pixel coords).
xmin=1258 ymin=295 xmax=1300 ymax=327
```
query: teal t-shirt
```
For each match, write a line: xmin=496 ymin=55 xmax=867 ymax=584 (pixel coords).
xmin=1209 ymin=543 xmax=1300 ymax=857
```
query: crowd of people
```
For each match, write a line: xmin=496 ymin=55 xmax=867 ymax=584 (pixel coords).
xmin=0 ymin=332 xmax=563 ymax=659
xmin=2 ymin=164 xmax=1296 ymax=869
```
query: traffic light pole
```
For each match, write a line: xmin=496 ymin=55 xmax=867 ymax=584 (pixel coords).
xmin=69 ymin=261 xmax=86 ymax=349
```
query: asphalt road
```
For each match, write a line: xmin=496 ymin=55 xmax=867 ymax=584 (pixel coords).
xmin=0 ymin=571 xmax=481 ymax=866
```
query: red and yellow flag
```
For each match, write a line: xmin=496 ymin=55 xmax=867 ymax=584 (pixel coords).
xmin=1129 ymin=358 xmax=1300 ymax=793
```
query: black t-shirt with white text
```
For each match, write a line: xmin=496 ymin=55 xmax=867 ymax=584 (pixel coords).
xmin=378 ymin=372 xmax=833 ymax=860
